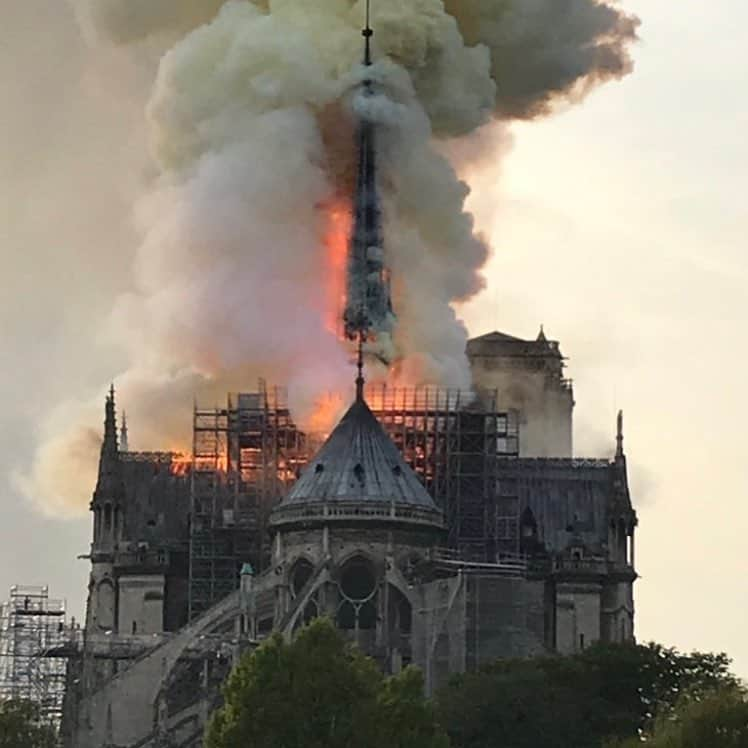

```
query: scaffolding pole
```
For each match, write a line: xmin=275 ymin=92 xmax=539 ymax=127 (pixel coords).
xmin=0 ymin=585 xmax=67 ymax=730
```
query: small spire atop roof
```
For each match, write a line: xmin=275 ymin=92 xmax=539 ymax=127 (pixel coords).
xmin=120 ymin=411 xmax=129 ymax=453
xmin=104 ymin=385 xmax=117 ymax=451
xmin=616 ymin=409 xmax=624 ymax=459
xmin=92 ymin=385 xmax=125 ymax=508
xmin=537 ymin=324 xmax=547 ymax=343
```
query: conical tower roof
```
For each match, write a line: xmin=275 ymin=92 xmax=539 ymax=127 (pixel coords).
xmin=270 ymin=396 xmax=443 ymax=531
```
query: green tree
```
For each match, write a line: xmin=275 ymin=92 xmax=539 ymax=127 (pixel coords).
xmin=609 ymin=688 xmax=748 ymax=748
xmin=0 ymin=700 xmax=57 ymax=748
xmin=206 ymin=617 xmax=449 ymax=748
xmin=436 ymin=642 xmax=740 ymax=748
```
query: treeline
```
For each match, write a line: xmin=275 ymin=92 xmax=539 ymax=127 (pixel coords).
xmin=207 ymin=618 xmax=748 ymax=748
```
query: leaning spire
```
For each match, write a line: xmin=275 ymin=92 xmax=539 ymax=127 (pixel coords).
xmin=343 ymin=0 xmax=394 ymax=342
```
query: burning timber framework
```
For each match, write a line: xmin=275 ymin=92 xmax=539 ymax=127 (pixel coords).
xmin=0 ymin=586 xmax=67 ymax=729
xmin=189 ymin=384 xmax=519 ymax=619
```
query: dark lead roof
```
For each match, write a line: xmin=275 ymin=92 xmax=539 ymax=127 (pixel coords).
xmin=281 ymin=397 xmax=438 ymax=511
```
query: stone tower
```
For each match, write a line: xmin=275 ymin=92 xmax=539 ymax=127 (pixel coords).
xmin=85 ymin=386 xmax=124 ymax=635
xmin=467 ymin=329 xmax=574 ymax=457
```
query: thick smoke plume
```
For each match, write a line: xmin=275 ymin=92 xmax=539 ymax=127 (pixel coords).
xmin=24 ymin=0 xmax=638 ymax=515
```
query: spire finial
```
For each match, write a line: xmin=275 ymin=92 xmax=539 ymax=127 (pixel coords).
xmin=362 ymin=0 xmax=373 ymax=66
xmin=120 ymin=411 xmax=129 ymax=453
xmin=355 ymin=332 xmax=365 ymax=402
xmin=616 ymin=409 xmax=624 ymax=458
xmin=101 ymin=384 xmax=119 ymax=457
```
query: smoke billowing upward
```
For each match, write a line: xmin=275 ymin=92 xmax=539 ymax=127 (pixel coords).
xmin=23 ymin=0 xmax=639 ymax=515
xmin=444 ymin=0 xmax=640 ymax=120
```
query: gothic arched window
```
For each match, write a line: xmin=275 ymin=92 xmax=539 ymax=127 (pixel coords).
xmin=336 ymin=558 xmax=377 ymax=631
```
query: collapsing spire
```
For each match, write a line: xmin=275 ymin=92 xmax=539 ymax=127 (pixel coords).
xmin=343 ymin=0 xmax=394 ymax=342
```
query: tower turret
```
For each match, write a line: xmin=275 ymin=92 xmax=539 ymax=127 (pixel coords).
xmin=85 ymin=387 xmax=126 ymax=636
xmin=90 ymin=386 xmax=125 ymax=554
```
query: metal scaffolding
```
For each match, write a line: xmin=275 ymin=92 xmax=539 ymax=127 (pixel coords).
xmin=365 ymin=385 xmax=519 ymax=558
xmin=0 ymin=585 xmax=67 ymax=729
xmin=190 ymin=383 xmax=318 ymax=618
xmin=189 ymin=383 xmax=519 ymax=619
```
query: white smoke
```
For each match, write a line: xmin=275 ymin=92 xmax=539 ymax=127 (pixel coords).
xmin=23 ymin=0 xmax=638 ymax=515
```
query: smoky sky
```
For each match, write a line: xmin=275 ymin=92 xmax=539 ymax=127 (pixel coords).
xmin=2 ymin=0 xmax=639 ymax=627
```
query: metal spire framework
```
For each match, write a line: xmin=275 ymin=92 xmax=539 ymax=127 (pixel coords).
xmin=343 ymin=0 xmax=394 ymax=342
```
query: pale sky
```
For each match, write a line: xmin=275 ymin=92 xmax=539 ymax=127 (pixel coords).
xmin=462 ymin=0 xmax=748 ymax=675
xmin=2 ymin=0 xmax=747 ymax=676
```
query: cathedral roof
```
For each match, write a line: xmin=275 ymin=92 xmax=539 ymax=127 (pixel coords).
xmin=270 ymin=396 xmax=443 ymax=531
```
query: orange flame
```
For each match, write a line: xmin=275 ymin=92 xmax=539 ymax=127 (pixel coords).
xmin=168 ymin=452 xmax=193 ymax=477
xmin=322 ymin=199 xmax=352 ymax=336
xmin=306 ymin=392 xmax=347 ymax=438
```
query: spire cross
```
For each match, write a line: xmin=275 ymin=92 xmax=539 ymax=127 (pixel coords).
xmin=362 ymin=0 xmax=373 ymax=66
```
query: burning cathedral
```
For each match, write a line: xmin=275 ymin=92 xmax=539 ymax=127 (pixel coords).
xmin=59 ymin=10 xmax=638 ymax=748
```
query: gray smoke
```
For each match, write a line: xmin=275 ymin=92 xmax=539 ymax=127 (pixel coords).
xmin=21 ymin=0 xmax=639 ymax=515
xmin=444 ymin=0 xmax=640 ymax=121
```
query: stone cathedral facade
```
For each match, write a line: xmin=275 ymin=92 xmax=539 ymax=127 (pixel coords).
xmin=60 ymin=329 xmax=637 ymax=748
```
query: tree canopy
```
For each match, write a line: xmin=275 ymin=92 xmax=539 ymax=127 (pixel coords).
xmin=435 ymin=642 xmax=741 ymax=748
xmin=206 ymin=617 xmax=449 ymax=748
xmin=0 ymin=700 xmax=57 ymax=748
xmin=609 ymin=688 xmax=748 ymax=748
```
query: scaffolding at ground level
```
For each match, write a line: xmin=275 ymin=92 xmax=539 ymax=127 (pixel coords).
xmin=0 ymin=585 xmax=67 ymax=729
xmin=189 ymin=383 xmax=520 ymax=619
